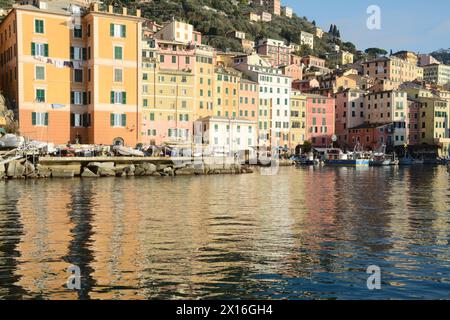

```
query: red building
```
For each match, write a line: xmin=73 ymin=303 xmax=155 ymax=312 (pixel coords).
xmin=348 ymin=123 xmax=393 ymax=151
xmin=305 ymin=94 xmax=336 ymax=147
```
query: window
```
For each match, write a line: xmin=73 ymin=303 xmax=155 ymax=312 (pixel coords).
xmin=35 ymin=89 xmax=45 ymax=102
xmin=71 ymin=91 xmax=87 ymax=105
xmin=160 ymin=55 xmax=165 ymax=62
xmin=110 ymin=91 xmax=127 ymax=104
xmin=172 ymin=56 xmax=176 ymax=63
xmin=31 ymin=42 xmax=48 ymax=57
xmin=71 ymin=113 xmax=84 ymax=127
xmin=73 ymin=25 xmax=82 ymax=38
xmin=110 ymin=24 xmax=126 ymax=38
xmin=31 ymin=112 xmax=48 ymax=126
xmin=34 ymin=19 xmax=44 ymax=34
xmin=110 ymin=113 xmax=126 ymax=127
xmin=70 ymin=46 xmax=84 ymax=60
xmin=74 ymin=69 xmax=83 ymax=82
xmin=35 ymin=66 xmax=45 ymax=80
xmin=114 ymin=46 xmax=123 ymax=60
xmin=114 ymin=68 xmax=123 ymax=82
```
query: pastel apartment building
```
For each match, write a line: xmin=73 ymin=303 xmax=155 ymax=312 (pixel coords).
xmin=423 ymin=63 xmax=450 ymax=85
xmin=281 ymin=6 xmax=293 ymax=18
xmin=305 ymin=94 xmax=335 ymax=147
xmin=234 ymin=53 xmax=291 ymax=147
xmin=0 ymin=1 xmax=143 ymax=146
xmin=256 ymin=38 xmax=290 ymax=67
xmin=301 ymin=55 xmax=326 ymax=70
xmin=289 ymin=90 xmax=307 ymax=150
xmin=300 ymin=31 xmax=314 ymax=50
xmin=334 ymin=88 xmax=366 ymax=148
xmin=363 ymin=56 xmax=423 ymax=84
xmin=364 ymin=90 xmax=409 ymax=147
xmin=328 ymin=50 xmax=354 ymax=67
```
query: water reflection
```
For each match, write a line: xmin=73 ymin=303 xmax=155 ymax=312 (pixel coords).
xmin=0 ymin=167 xmax=448 ymax=299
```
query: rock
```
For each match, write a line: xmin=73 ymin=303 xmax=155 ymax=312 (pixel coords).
xmin=134 ymin=166 xmax=146 ymax=176
xmin=142 ymin=163 xmax=157 ymax=175
xmin=98 ymin=167 xmax=116 ymax=177
xmin=175 ymin=166 xmax=195 ymax=176
xmin=123 ymin=164 xmax=135 ymax=176
xmin=87 ymin=162 xmax=115 ymax=174
xmin=163 ymin=167 xmax=174 ymax=176
xmin=51 ymin=169 xmax=75 ymax=178
xmin=23 ymin=161 xmax=35 ymax=176
xmin=36 ymin=164 xmax=52 ymax=178
xmin=7 ymin=160 xmax=25 ymax=178
xmin=156 ymin=164 xmax=168 ymax=172
xmin=81 ymin=167 xmax=98 ymax=178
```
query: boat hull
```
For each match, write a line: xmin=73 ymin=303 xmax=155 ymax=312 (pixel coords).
xmin=325 ymin=159 xmax=370 ymax=166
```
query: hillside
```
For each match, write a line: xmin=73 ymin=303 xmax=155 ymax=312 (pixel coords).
xmin=431 ymin=49 xmax=450 ymax=65
xmin=111 ymin=0 xmax=358 ymax=60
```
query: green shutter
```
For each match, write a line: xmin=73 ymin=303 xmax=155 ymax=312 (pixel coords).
xmin=110 ymin=91 xmax=115 ymax=104
xmin=110 ymin=23 xmax=114 ymax=36
xmin=70 ymin=91 xmax=74 ymax=104
xmin=82 ymin=48 xmax=87 ymax=61
xmin=31 ymin=42 xmax=35 ymax=56
xmin=44 ymin=43 xmax=49 ymax=57
xmin=70 ymin=113 xmax=75 ymax=126
xmin=70 ymin=46 xmax=74 ymax=59
xmin=121 ymin=114 xmax=126 ymax=127
xmin=83 ymin=113 xmax=87 ymax=127
xmin=32 ymin=112 xmax=36 ymax=125
xmin=34 ymin=20 xmax=38 ymax=33
xmin=110 ymin=113 xmax=114 ymax=126
xmin=122 ymin=92 xmax=126 ymax=104
xmin=44 ymin=113 xmax=48 ymax=126
xmin=83 ymin=92 xmax=87 ymax=105
xmin=121 ymin=25 xmax=126 ymax=37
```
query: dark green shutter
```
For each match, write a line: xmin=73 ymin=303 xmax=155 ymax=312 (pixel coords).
xmin=31 ymin=112 xmax=36 ymax=125
xmin=44 ymin=113 xmax=48 ymax=126
xmin=70 ymin=91 xmax=74 ymax=104
xmin=110 ymin=113 xmax=114 ymax=126
xmin=70 ymin=113 xmax=75 ymax=126
xmin=122 ymin=92 xmax=126 ymax=104
xmin=110 ymin=23 xmax=114 ymax=36
xmin=31 ymin=42 xmax=35 ymax=55
xmin=121 ymin=114 xmax=126 ymax=127
xmin=83 ymin=92 xmax=87 ymax=105
xmin=121 ymin=25 xmax=126 ymax=37
xmin=70 ymin=47 xmax=74 ymax=59
xmin=110 ymin=91 xmax=115 ymax=104
xmin=34 ymin=20 xmax=38 ymax=33
xmin=82 ymin=48 xmax=87 ymax=61
xmin=82 ymin=113 xmax=87 ymax=127
xmin=44 ymin=43 xmax=49 ymax=57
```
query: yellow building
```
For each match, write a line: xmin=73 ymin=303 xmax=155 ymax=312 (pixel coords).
xmin=214 ymin=66 xmax=241 ymax=118
xmin=141 ymin=44 xmax=195 ymax=145
xmin=194 ymin=45 xmax=215 ymax=119
xmin=403 ymin=85 xmax=450 ymax=155
xmin=289 ymin=90 xmax=307 ymax=150
xmin=0 ymin=1 xmax=143 ymax=146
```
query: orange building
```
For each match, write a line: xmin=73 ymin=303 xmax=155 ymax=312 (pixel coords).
xmin=0 ymin=1 xmax=143 ymax=146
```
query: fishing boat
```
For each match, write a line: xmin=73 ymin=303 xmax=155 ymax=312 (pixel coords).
xmin=321 ymin=148 xmax=371 ymax=167
xmin=398 ymin=156 xmax=424 ymax=166
xmin=369 ymin=145 xmax=395 ymax=166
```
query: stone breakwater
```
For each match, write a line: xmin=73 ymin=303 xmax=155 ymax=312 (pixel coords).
xmin=0 ymin=156 xmax=256 ymax=179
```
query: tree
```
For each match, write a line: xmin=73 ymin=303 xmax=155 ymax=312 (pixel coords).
xmin=365 ymin=47 xmax=388 ymax=59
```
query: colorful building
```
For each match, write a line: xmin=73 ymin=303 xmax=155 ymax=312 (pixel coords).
xmin=289 ymin=90 xmax=307 ymax=151
xmin=363 ymin=56 xmax=423 ymax=84
xmin=305 ymin=94 xmax=335 ymax=147
xmin=335 ymin=89 xmax=366 ymax=148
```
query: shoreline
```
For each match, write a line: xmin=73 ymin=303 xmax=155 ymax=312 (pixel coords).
xmin=0 ymin=156 xmax=294 ymax=179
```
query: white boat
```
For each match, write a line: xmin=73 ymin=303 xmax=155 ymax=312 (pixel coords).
xmin=113 ymin=146 xmax=144 ymax=157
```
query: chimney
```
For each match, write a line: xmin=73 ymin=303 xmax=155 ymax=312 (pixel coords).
xmin=108 ymin=5 xmax=113 ymax=13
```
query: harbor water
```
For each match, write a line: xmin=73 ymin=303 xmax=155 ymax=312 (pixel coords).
xmin=0 ymin=166 xmax=449 ymax=299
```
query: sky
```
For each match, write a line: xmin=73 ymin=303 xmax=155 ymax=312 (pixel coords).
xmin=284 ymin=0 xmax=450 ymax=53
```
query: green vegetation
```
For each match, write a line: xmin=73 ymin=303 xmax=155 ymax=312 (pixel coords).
xmin=431 ymin=49 xmax=450 ymax=64
xmin=113 ymin=0 xmax=357 ymax=58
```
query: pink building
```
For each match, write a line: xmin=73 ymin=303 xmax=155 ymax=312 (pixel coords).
xmin=335 ymin=89 xmax=366 ymax=148
xmin=305 ymin=94 xmax=336 ymax=147
xmin=408 ymin=99 xmax=420 ymax=145
xmin=348 ymin=123 xmax=393 ymax=151
xmin=157 ymin=40 xmax=195 ymax=71
xmin=256 ymin=38 xmax=290 ymax=67
xmin=280 ymin=64 xmax=302 ymax=81
xmin=301 ymin=55 xmax=326 ymax=69
xmin=292 ymin=78 xmax=320 ymax=92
